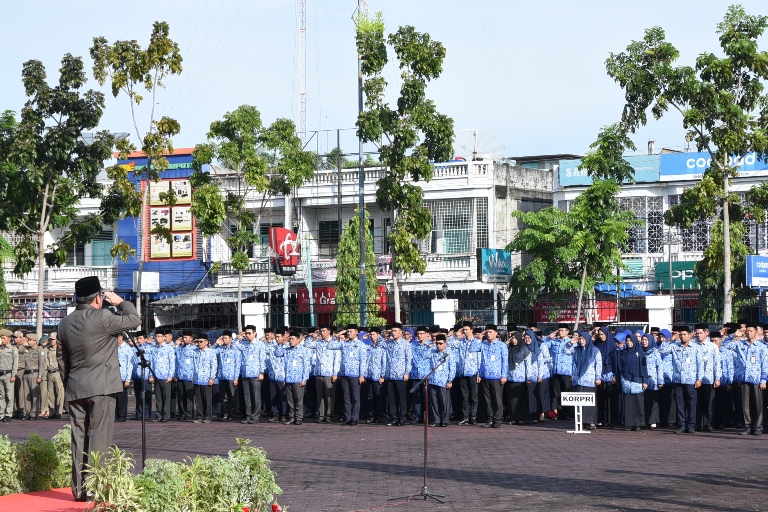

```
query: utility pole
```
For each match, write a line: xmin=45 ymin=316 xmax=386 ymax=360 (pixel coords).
xmin=662 ymin=228 xmax=681 ymax=321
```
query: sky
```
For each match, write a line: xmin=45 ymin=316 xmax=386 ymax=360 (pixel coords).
xmin=1 ymin=0 xmax=766 ymax=161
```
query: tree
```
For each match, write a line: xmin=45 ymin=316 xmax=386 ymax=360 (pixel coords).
xmin=190 ymin=105 xmax=316 ymax=332
xmin=356 ymin=14 xmax=455 ymax=321
xmin=604 ymin=4 xmax=768 ymax=322
xmin=91 ymin=21 xmax=183 ymax=318
xmin=508 ymin=180 xmax=641 ymax=331
xmin=0 ymin=237 xmax=13 ymax=323
xmin=335 ymin=208 xmax=385 ymax=327
xmin=0 ymin=58 xmax=114 ymax=336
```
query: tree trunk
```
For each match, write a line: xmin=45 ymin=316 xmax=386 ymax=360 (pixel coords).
xmin=237 ymin=269 xmax=243 ymax=333
xmin=573 ymin=263 xmax=588 ymax=332
xmin=135 ymin=179 xmax=148 ymax=327
xmin=36 ymin=230 xmax=46 ymax=338
xmin=722 ymin=156 xmax=733 ymax=324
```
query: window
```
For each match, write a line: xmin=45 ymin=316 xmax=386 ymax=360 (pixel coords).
xmin=318 ymin=221 xmax=340 ymax=258
xmin=618 ymin=197 xmax=663 ymax=254
xmin=668 ymin=195 xmax=712 ymax=252
xmin=66 ymin=229 xmax=113 ymax=266
xmin=420 ymin=198 xmax=488 ymax=255
xmin=258 ymin=223 xmax=283 ymax=257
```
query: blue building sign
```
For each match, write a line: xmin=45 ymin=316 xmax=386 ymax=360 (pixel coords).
xmin=660 ymin=151 xmax=768 ymax=181
xmin=559 ymin=154 xmax=660 ymax=187
xmin=476 ymin=248 xmax=512 ymax=283
xmin=747 ymin=255 xmax=768 ymax=288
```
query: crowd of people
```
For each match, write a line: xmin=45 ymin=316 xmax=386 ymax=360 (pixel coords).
xmin=2 ymin=319 xmax=766 ymax=435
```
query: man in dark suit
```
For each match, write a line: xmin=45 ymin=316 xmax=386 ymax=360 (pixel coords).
xmin=57 ymin=276 xmax=141 ymax=501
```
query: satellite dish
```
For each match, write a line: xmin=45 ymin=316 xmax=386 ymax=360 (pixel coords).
xmin=453 ymin=129 xmax=506 ymax=161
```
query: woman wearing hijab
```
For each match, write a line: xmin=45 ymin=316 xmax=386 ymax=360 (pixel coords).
xmin=657 ymin=329 xmax=677 ymax=427
xmin=562 ymin=331 xmax=602 ymax=429
xmin=641 ymin=333 xmax=664 ymax=429
xmin=593 ymin=326 xmax=617 ymax=427
xmin=617 ymin=334 xmax=648 ymax=430
xmin=506 ymin=331 xmax=533 ymax=425
xmin=523 ymin=329 xmax=552 ymax=422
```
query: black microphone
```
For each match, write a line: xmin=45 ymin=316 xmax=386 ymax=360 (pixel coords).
xmin=439 ymin=352 xmax=449 ymax=361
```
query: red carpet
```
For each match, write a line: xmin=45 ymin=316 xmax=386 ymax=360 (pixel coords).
xmin=0 ymin=488 xmax=91 ymax=512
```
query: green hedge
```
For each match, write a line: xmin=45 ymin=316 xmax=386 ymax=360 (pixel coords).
xmin=0 ymin=426 xmax=72 ymax=494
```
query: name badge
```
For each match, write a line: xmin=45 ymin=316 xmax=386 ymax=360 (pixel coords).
xmin=686 ymin=357 xmax=691 ymax=363
xmin=751 ymin=356 xmax=756 ymax=364
xmin=491 ymin=355 xmax=495 ymax=362
xmin=158 ymin=357 xmax=164 ymax=363
xmin=226 ymin=358 xmax=231 ymax=364
xmin=249 ymin=355 xmax=254 ymax=360
xmin=292 ymin=360 xmax=297 ymax=367
xmin=704 ymin=357 xmax=709 ymax=362
xmin=186 ymin=358 xmax=191 ymax=365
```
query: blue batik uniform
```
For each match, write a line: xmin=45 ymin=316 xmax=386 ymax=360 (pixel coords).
xmin=658 ymin=342 xmax=703 ymax=384
xmin=132 ymin=344 xmax=154 ymax=380
xmin=563 ymin=344 xmax=602 ymax=388
xmin=193 ymin=347 xmax=218 ymax=385
xmin=725 ymin=339 xmax=768 ymax=385
xmin=273 ymin=344 xmax=311 ymax=384
xmin=366 ymin=342 xmax=387 ymax=381
xmin=544 ymin=336 xmax=573 ymax=376
xmin=479 ymin=340 xmax=509 ymax=380
xmin=696 ymin=339 xmax=722 ymax=383
xmin=151 ymin=343 xmax=176 ymax=381
xmin=536 ymin=344 xmax=553 ymax=380
xmin=458 ymin=338 xmax=483 ymax=377
xmin=327 ymin=339 xmax=368 ymax=378
xmin=719 ymin=346 xmax=734 ymax=385
xmin=266 ymin=342 xmax=286 ymax=382
xmin=237 ymin=341 xmax=265 ymax=379
xmin=383 ymin=338 xmax=412 ymax=380
xmin=304 ymin=338 xmax=341 ymax=378
xmin=428 ymin=349 xmax=456 ymax=387
xmin=507 ymin=348 xmax=534 ymax=383
xmin=216 ymin=344 xmax=242 ymax=381
xmin=644 ymin=349 xmax=664 ymax=391
xmin=175 ymin=344 xmax=196 ymax=382
xmin=118 ymin=342 xmax=133 ymax=382
xmin=410 ymin=342 xmax=433 ymax=380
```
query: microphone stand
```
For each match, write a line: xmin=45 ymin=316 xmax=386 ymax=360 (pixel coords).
xmin=388 ymin=352 xmax=448 ymax=504
xmin=122 ymin=330 xmax=158 ymax=471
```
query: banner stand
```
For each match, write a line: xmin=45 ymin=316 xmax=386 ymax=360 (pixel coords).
xmin=561 ymin=392 xmax=595 ymax=434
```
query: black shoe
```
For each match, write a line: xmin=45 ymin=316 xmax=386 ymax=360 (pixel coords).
xmin=439 ymin=423 xmax=447 ymax=427
xmin=458 ymin=419 xmax=468 ymax=426
xmin=624 ymin=427 xmax=630 ymax=431
xmin=469 ymin=418 xmax=477 ymax=425
xmin=115 ymin=418 xmax=126 ymax=422
xmin=674 ymin=428 xmax=686 ymax=434
xmin=351 ymin=420 xmax=358 ymax=426
xmin=482 ymin=422 xmax=493 ymax=428
xmin=294 ymin=421 xmax=303 ymax=425
xmin=686 ymin=427 xmax=695 ymax=434
xmin=632 ymin=426 xmax=640 ymax=432
xmin=284 ymin=420 xmax=294 ymax=425
xmin=704 ymin=426 xmax=714 ymax=432
xmin=752 ymin=430 xmax=763 ymax=436
xmin=160 ymin=419 xmax=169 ymax=423
xmin=740 ymin=429 xmax=752 ymax=435
xmin=396 ymin=420 xmax=405 ymax=426
xmin=429 ymin=423 xmax=438 ymax=427
xmin=491 ymin=423 xmax=501 ymax=428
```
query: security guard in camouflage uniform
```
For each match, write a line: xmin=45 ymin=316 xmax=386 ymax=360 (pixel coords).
xmin=0 ymin=329 xmax=19 ymax=422
xmin=22 ymin=333 xmax=46 ymax=420
xmin=13 ymin=330 xmax=28 ymax=418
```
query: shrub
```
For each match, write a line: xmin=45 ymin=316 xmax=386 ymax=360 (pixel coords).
xmin=16 ymin=434 xmax=58 ymax=492
xmin=0 ymin=435 xmax=22 ymax=495
xmin=134 ymin=459 xmax=185 ymax=512
xmin=230 ymin=438 xmax=282 ymax=511
xmin=50 ymin=425 xmax=73 ymax=488
xmin=85 ymin=447 xmax=144 ymax=512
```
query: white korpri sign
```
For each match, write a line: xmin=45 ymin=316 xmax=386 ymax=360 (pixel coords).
xmin=561 ymin=392 xmax=595 ymax=434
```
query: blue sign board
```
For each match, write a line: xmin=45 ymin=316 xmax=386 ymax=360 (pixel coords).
xmin=559 ymin=154 xmax=660 ymax=187
xmin=746 ymin=255 xmax=768 ymax=288
xmin=476 ymin=248 xmax=512 ymax=283
xmin=660 ymin=151 xmax=768 ymax=181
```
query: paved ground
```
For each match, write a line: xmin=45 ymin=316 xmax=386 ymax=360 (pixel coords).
xmin=3 ymin=408 xmax=767 ymax=512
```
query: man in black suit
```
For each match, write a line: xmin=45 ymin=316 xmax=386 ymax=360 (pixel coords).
xmin=57 ymin=276 xmax=141 ymax=501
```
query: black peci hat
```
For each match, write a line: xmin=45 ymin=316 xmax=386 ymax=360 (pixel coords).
xmin=75 ymin=276 xmax=102 ymax=297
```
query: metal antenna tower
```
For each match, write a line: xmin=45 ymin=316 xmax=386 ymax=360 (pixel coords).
xmin=298 ymin=0 xmax=307 ymax=142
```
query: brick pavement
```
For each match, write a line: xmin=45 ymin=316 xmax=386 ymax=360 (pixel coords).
xmin=3 ymin=412 xmax=768 ymax=511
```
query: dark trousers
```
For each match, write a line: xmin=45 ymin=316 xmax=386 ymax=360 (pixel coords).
xmin=177 ymin=379 xmax=194 ymax=419
xmin=304 ymin=376 xmax=317 ymax=417
xmin=428 ymin=384 xmax=451 ymax=424
xmin=261 ymin=375 xmax=272 ymax=416
xmin=341 ymin=376 xmax=361 ymax=422
xmin=696 ymin=383 xmax=715 ymax=429
xmin=742 ymin=382 xmax=764 ymax=431
xmin=362 ymin=379 xmax=384 ymax=420
xmin=115 ymin=387 xmax=128 ymax=420
xmin=212 ymin=383 xmax=222 ymax=416
xmin=315 ymin=376 xmax=336 ymax=420
xmin=713 ymin=385 xmax=733 ymax=427
xmin=241 ymin=378 xmax=262 ymax=421
xmin=573 ymin=385 xmax=597 ymax=425
xmin=659 ymin=384 xmax=677 ymax=426
xmin=132 ymin=378 xmax=152 ymax=419
xmin=624 ymin=392 xmax=644 ymax=428
xmin=643 ymin=389 xmax=660 ymax=425
xmin=220 ymin=379 xmax=238 ymax=419
xmin=674 ymin=383 xmax=697 ymax=429
xmin=597 ymin=381 xmax=613 ymax=426
xmin=459 ymin=375 xmax=478 ymax=421
xmin=170 ymin=377 xmax=178 ymax=418
xmin=154 ymin=379 xmax=171 ymax=421
xmin=732 ymin=385 xmax=745 ymax=428
xmin=482 ymin=379 xmax=504 ymax=424
xmin=194 ymin=384 xmax=213 ymax=420
xmin=68 ymin=394 xmax=115 ymax=500
xmin=506 ymin=381 xmax=528 ymax=422
xmin=412 ymin=377 xmax=426 ymax=423
xmin=271 ymin=379 xmax=288 ymax=418
xmin=551 ymin=374 xmax=572 ymax=418
xmin=285 ymin=382 xmax=304 ymax=422
xmin=386 ymin=379 xmax=407 ymax=422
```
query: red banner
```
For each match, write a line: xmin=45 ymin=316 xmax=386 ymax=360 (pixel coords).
xmin=534 ymin=300 xmax=617 ymax=323
xmin=269 ymin=227 xmax=299 ymax=275
xmin=298 ymin=285 xmax=388 ymax=314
